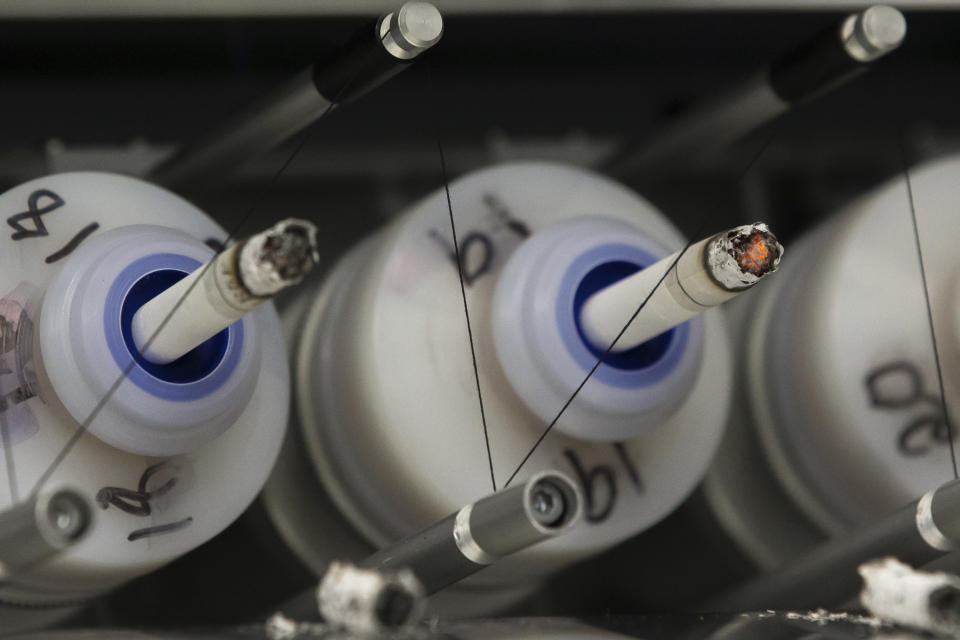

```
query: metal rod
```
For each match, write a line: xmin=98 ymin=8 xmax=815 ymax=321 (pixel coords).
xmin=277 ymin=471 xmax=581 ymax=620
xmin=605 ymin=5 xmax=906 ymax=178
xmin=148 ymin=1 xmax=443 ymax=193
xmin=705 ymin=479 xmax=960 ymax=613
xmin=0 ymin=488 xmax=92 ymax=580
xmin=360 ymin=470 xmax=582 ymax=594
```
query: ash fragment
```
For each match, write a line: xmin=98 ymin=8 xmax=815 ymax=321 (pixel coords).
xmin=317 ymin=561 xmax=425 ymax=637
xmin=706 ymin=222 xmax=783 ymax=290
xmin=783 ymin=608 xmax=885 ymax=628
xmin=266 ymin=612 xmax=300 ymax=640
xmin=860 ymin=557 xmax=960 ymax=637
xmin=239 ymin=218 xmax=320 ymax=297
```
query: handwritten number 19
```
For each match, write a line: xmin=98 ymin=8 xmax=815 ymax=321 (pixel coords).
xmin=564 ymin=443 xmax=644 ymax=524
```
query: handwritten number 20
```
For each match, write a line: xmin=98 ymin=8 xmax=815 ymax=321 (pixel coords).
xmin=865 ymin=360 xmax=953 ymax=456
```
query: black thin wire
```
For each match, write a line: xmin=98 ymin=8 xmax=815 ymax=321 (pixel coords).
xmin=434 ymin=103 xmax=497 ymax=493
xmin=900 ymin=141 xmax=959 ymax=480
xmin=502 ymin=132 xmax=777 ymax=489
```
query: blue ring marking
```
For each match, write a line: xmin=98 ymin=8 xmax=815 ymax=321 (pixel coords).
xmin=555 ymin=243 xmax=690 ymax=389
xmin=572 ymin=261 xmax=674 ymax=369
xmin=104 ymin=253 xmax=244 ymax=402
xmin=120 ymin=270 xmax=229 ymax=384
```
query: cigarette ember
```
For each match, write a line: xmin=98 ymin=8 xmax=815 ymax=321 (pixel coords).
xmin=239 ymin=219 xmax=320 ymax=297
xmin=706 ymin=223 xmax=783 ymax=290
xmin=734 ymin=230 xmax=778 ymax=276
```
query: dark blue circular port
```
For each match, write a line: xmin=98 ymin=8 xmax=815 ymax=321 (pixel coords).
xmin=572 ymin=260 xmax=675 ymax=370
xmin=119 ymin=269 xmax=229 ymax=384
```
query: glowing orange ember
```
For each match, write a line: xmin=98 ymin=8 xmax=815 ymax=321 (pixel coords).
xmin=737 ymin=233 xmax=772 ymax=275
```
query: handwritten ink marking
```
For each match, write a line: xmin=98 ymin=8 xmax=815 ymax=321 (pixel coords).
xmin=45 ymin=223 xmax=100 ymax=264
xmin=427 ymin=228 xmax=494 ymax=287
xmin=483 ymin=193 xmax=530 ymax=238
xmin=865 ymin=360 xmax=953 ymax=456
xmin=613 ymin=442 xmax=644 ymax=493
xmin=564 ymin=449 xmax=617 ymax=524
xmin=426 ymin=195 xmax=531 ymax=290
xmin=96 ymin=462 xmax=178 ymax=516
xmin=96 ymin=461 xmax=191 ymax=540
xmin=7 ymin=189 xmax=99 ymax=263
xmin=204 ymin=237 xmax=227 ymax=252
xmin=127 ymin=517 xmax=193 ymax=542
xmin=7 ymin=190 xmax=63 ymax=240
xmin=564 ymin=443 xmax=644 ymax=524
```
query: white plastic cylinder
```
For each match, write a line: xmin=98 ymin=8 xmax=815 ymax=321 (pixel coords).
xmin=266 ymin=162 xmax=734 ymax=611
xmin=0 ymin=172 xmax=288 ymax=623
xmin=704 ymin=152 xmax=960 ymax=567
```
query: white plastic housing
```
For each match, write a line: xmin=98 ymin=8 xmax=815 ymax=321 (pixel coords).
xmin=0 ymin=173 xmax=287 ymax=611
xmin=491 ymin=217 xmax=705 ymax=442
xmin=273 ymin=162 xmax=732 ymax=598
xmin=705 ymin=153 xmax=960 ymax=565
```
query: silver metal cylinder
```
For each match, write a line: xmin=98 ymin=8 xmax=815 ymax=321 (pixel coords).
xmin=841 ymin=5 xmax=907 ymax=62
xmin=0 ymin=489 xmax=92 ymax=580
xmin=605 ymin=6 xmax=905 ymax=178
xmin=360 ymin=470 xmax=582 ymax=594
xmin=149 ymin=2 xmax=443 ymax=194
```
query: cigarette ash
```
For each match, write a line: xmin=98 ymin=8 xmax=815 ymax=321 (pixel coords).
xmin=264 ymin=613 xmax=353 ymax=640
xmin=316 ymin=561 xmax=426 ymax=637
xmin=860 ymin=557 xmax=960 ymax=638
xmin=706 ymin=222 xmax=783 ymax=290
xmin=783 ymin=608 xmax=886 ymax=628
xmin=239 ymin=218 xmax=320 ymax=297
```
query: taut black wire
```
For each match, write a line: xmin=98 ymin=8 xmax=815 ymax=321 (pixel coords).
xmin=429 ymin=60 xmax=497 ymax=492
xmin=900 ymin=140 xmax=959 ymax=480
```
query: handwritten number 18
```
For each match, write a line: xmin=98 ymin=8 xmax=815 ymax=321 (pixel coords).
xmin=7 ymin=189 xmax=99 ymax=264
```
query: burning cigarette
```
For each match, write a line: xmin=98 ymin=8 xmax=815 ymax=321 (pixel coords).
xmin=132 ymin=218 xmax=319 ymax=365
xmin=580 ymin=223 xmax=782 ymax=352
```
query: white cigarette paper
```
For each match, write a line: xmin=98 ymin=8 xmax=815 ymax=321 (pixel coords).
xmin=580 ymin=223 xmax=782 ymax=352
xmin=132 ymin=219 xmax=319 ymax=365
